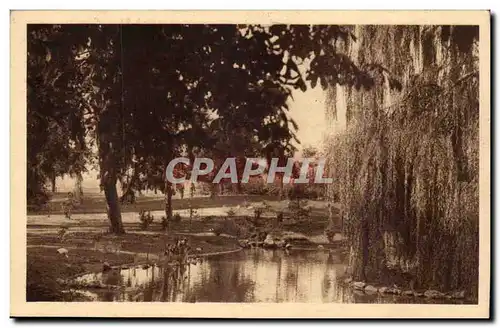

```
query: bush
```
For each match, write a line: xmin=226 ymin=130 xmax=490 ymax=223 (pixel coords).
xmin=287 ymin=198 xmax=311 ymax=222
xmin=226 ymin=207 xmax=236 ymax=218
xmin=27 ymin=189 xmax=50 ymax=211
xmin=242 ymin=181 xmax=268 ymax=195
xmin=276 ymin=211 xmax=284 ymax=224
xmin=172 ymin=213 xmax=182 ymax=223
xmin=213 ymin=219 xmax=252 ymax=238
xmin=138 ymin=210 xmax=154 ymax=230
xmin=325 ymin=225 xmax=336 ymax=243
xmin=160 ymin=216 xmax=168 ymax=230
xmin=241 ymin=181 xmax=284 ymax=196
xmin=188 ymin=207 xmax=198 ymax=222
xmin=199 ymin=182 xmax=212 ymax=196
xmin=27 ymin=169 xmax=50 ymax=210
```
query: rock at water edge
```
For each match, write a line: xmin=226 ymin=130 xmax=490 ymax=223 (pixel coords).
xmin=424 ymin=290 xmax=444 ymax=299
xmin=364 ymin=285 xmax=378 ymax=294
xmin=352 ymin=281 xmax=366 ymax=290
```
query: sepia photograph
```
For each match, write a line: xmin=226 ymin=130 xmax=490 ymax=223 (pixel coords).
xmin=10 ymin=10 xmax=490 ymax=318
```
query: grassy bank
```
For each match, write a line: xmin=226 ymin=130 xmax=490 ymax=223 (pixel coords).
xmin=29 ymin=193 xmax=283 ymax=215
xmin=27 ymin=247 xmax=136 ymax=301
xmin=27 ymin=232 xmax=241 ymax=301
xmin=27 ymin=193 xmax=341 ymax=301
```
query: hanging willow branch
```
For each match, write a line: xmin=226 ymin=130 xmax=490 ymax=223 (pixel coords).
xmin=325 ymin=25 xmax=479 ymax=297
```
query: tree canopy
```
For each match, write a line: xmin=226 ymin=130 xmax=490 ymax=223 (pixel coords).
xmin=28 ymin=24 xmax=380 ymax=231
xmin=325 ymin=25 xmax=479 ymax=295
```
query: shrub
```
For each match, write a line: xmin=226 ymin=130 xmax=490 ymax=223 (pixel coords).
xmin=213 ymin=219 xmax=251 ymax=238
xmin=27 ymin=191 xmax=50 ymax=211
xmin=138 ymin=210 xmax=154 ymax=230
xmin=199 ymin=182 xmax=212 ymax=196
xmin=266 ymin=183 xmax=282 ymax=196
xmin=27 ymin=169 xmax=50 ymax=211
xmin=287 ymin=199 xmax=311 ymax=222
xmin=226 ymin=207 xmax=236 ymax=218
xmin=172 ymin=213 xmax=182 ymax=223
xmin=242 ymin=181 xmax=268 ymax=195
xmin=325 ymin=225 xmax=336 ymax=243
xmin=253 ymin=207 xmax=263 ymax=220
xmin=188 ymin=207 xmax=198 ymax=222
xmin=160 ymin=216 xmax=168 ymax=230
xmin=276 ymin=211 xmax=284 ymax=224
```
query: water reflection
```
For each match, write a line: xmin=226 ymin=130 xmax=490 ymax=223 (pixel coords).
xmin=76 ymin=249 xmax=347 ymax=302
xmin=74 ymin=249 xmax=464 ymax=303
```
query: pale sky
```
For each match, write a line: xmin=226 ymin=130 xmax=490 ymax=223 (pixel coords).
xmin=56 ymin=84 xmax=339 ymax=192
xmin=288 ymin=86 xmax=328 ymax=151
xmin=288 ymin=58 xmax=347 ymax=153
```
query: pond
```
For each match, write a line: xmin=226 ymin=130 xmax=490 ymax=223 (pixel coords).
xmin=72 ymin=249 xmax=466 ymax=303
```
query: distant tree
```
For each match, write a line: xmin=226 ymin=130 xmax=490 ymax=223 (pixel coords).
xmin=301 ymin=145 xmax=319 ymax=158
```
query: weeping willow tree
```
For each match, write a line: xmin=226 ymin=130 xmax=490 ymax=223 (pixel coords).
xmin=326 ymin=25 xmax=479 ymax=296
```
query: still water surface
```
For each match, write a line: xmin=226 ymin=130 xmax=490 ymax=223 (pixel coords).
xmin=75 ymin=249 xmax=461 ymax=303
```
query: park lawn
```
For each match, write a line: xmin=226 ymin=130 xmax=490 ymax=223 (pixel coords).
xmin=26 ymin=194 xmax=341 ymax=301
xmin=26 ymin=230 xmax=241 ymax=301
xmin=27 ymin=230 xmax=241 ymax=259
xmin=28 ymin=192 xmax=340 ymax=235
xmin=28 ymin=193 xmax=282 ymax=215
xmin=27 ymin=246 xmax=136 ymax=301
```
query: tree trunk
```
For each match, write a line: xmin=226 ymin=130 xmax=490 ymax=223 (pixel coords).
xmin=121 ymin=165 xmax=138 ymax=204
xmin=95 ymin=25 xmax=126 ymax=235
xmin=360 ymin=219 xmax=369 ymax=281
xmin=99 ymin=152 xmax=125 ymax=234
xmin=51 ymin=173 xmax=56 ymax=193
xmin=236 ymin=179 xmax=242 ymax=194
xmin=278 ymin=176 xmax=284 ymax=200
xmin=449 ymin=38 xmax=469 ymax=182
xmin=165 ymin=180 xmax=173 ymax=221
xmin=103 ymin=177 xmax=125 ymax=234
xmin=74 ymin=173 xmax=84 ymax=203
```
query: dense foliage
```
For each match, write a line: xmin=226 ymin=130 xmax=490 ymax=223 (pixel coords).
xmin=27 ymin=25 xmax=92 ymax=207
xmin=28 ymin=24 xmax=377 ymax=232
xmin=326 ymin=26 xmax=479 ymax=296
xmin=27 ymin=24 xmax=481 ymax=297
